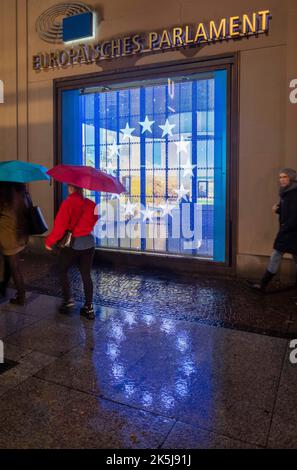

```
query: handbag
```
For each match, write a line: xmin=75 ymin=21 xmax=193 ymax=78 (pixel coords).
xmin=57 ymin=199 xmax=87 ymax=249
xmin=26 ymin=193 xmax=48 ymax=236
xmin=57 ymin=229 xmax=72 ymax=249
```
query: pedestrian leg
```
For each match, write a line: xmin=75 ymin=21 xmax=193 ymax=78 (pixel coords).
xmin=78 ymin=248 xmax=95 ymax=319
xmin=59 ymin=248 xmax=76 ymax=310
xmin=251 ymin=250 xmax=283 ymax=292
xmin=267 ymin=250 xmax=283 ymax=274
xmin=6 ymin=254 xmax=26 ymax=305
xmin=0 ymin=256 xmax=11 ymax=297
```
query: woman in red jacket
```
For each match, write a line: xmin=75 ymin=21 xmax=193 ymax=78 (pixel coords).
xmin=45 ymin=185 xmax=98 ymax=319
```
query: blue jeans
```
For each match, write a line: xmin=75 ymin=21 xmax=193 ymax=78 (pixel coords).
xmin=267 ymin=250 xmax=297 ymax=274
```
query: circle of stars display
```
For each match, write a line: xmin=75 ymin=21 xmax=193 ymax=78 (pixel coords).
xmin=102 ymin=116 xmax=197 ymax=223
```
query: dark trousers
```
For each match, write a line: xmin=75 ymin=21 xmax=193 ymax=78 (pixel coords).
xmin=3 ymin=254 xmax=25 ymax=298
xmin=59 ymin=247 xmax=95 ymax=306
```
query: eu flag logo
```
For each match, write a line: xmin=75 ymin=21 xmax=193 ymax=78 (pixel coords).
xmin=63 ymin=11 xmax=94 ymax=43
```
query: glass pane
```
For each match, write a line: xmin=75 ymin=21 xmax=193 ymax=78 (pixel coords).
xmin=61 ymin=70 xmax=228 ymax=261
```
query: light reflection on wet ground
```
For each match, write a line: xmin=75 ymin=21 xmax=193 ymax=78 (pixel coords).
xmin=22 ymin=253 xmax=297 ymax=338
xmin=0 ymin=254 xmax=296 ymax=447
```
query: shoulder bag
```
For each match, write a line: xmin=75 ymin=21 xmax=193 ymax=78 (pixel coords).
xmin=26 ymin=192 xmax=48 ymax=236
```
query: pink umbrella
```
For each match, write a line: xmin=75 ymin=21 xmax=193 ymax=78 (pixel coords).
xmin=47 ymin=164 xmax=126 ymax=194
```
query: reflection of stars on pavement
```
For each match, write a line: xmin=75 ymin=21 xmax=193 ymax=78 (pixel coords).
xmin=108 ymin=140 xmax=122 ymax=157
xmin=182 ymin=159 xmax=196 ymax=178
xmin=123 ymin=200 xmax=137 ymax=216
xmin=139 ymin=116 xmax=155 ymax=134
xmin=175 ymin=136 xmax=190 ymax=154
xmin=120 ymin=123 xmax=135 ymax=141
xmin=140 ymin=207 xmax=154 ymax=222
xmin=174 ymin=184 xmax=190 ymax=201
xmin=159 ymin=119 xmax=176 ymax=138
xmin=159 ymin=201 xmax=176 ymax=217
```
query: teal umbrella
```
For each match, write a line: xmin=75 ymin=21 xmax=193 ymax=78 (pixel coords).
xmin=0 ymin=160 xmax=50 ymax=183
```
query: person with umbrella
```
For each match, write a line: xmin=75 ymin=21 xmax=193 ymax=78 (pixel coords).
xmin=0 ymin=161 xmax=49 ymax=305
xmin=45 ymin=164 xmax=125 ymax=320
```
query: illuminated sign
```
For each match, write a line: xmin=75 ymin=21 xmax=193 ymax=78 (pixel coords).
xmin=62 ymin=11 xmax=94 ymax=43
xmin=33 ymin=10 xmax=271 ymax=71
xmin=35 ymin=2 xmax=96 ymax=44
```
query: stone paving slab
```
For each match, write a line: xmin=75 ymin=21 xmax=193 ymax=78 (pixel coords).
xmin=1 ymin=342 xmax=34 ymax=362
xmin=0 ymin=350 xmax=56 ymax=392
xmin=0 ymin=275 xmax=296 ymax=448
xmin=35 ymin=306 xmax=288 ymax=447
xmin=0 ymin=308 xmax=38 ymax=339
xmin=0 ymin=342 xmax=56 ymax=397
xmin=36 ymin=316 xmax=149 ymax=395
xmin=5 ymin=316 xmax=89 ymax=358
xmin=21 ymin=253 xmax=297 ymax=338
xmin=267 ymin=342 xmax=297 ymax=448
xmin=44 ymin=303 xmax=121 ymax=331
xmin=0 ymin=377 xmax=174 ymax=449
xmin=161 ymin=421 xmax=260 ymax=449
xmin=97 ymin=319 xmax=287 ymax=447
xmin=1 ymin=289 xmax=122 ymax=332
xmin=0 ymin=385 xmax=9 ymax=398
xmin=1 ymin=289 xmax=60 ymax=320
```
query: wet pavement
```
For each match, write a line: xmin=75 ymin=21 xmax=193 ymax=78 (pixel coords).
xmin=0 ymin=253 xmax=296 ymax=448
xmin=21 ymin=252 xmax=297 ymax=339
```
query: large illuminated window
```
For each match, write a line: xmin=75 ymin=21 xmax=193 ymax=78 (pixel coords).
xmin=61 ymin=69 xmax=228 ymax=262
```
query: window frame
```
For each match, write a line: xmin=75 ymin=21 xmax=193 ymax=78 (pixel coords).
xmin=54 ymin=52 xmax=239 ymax=274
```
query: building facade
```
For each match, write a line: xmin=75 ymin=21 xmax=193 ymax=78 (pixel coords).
xmin=0 ymin=0 xmax=296 ymax=278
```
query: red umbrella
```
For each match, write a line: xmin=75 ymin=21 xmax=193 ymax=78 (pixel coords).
xmin=47 ymin=164 xmax=126 ymax=194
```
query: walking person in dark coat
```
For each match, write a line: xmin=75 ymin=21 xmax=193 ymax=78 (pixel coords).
xmin=0 ymin=182 xmax=30 ymax=305
xmin=252 ymin=168 xmax=297 ymax=292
